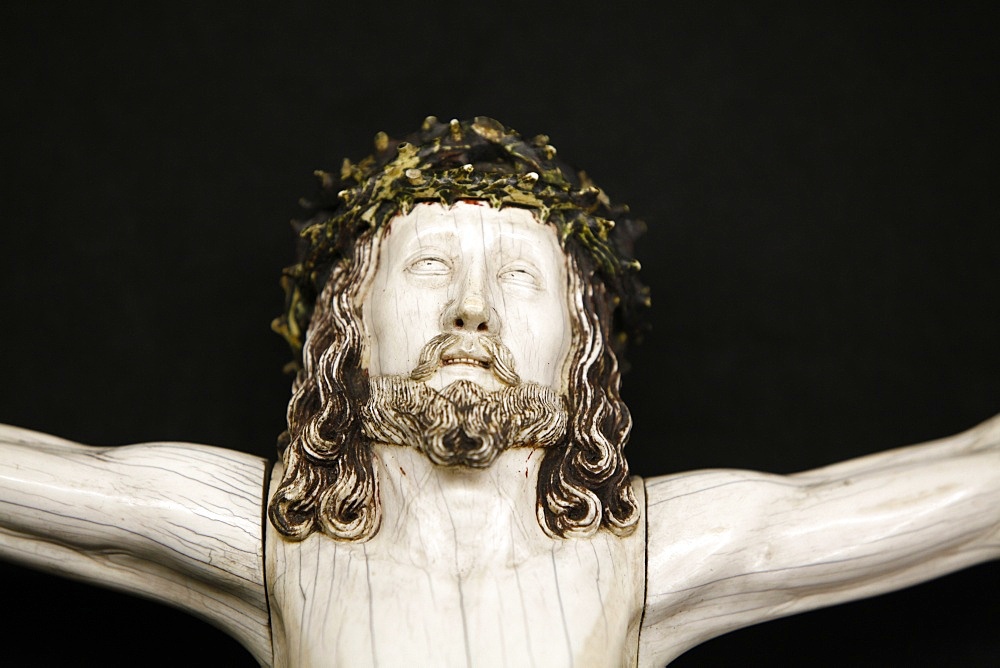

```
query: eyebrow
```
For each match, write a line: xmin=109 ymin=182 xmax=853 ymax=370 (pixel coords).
xmin=402 ymin=229 xmax=460 ymax=251
xmin=399 ymin=217 xmax=556 ymax=265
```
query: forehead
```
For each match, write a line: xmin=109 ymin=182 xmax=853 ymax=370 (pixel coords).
xmin=379 ymin=201 xmax=563 ymax=259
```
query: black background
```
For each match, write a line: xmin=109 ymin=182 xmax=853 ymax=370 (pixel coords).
xmin=1 ymin=3 xmax=998 ymax=666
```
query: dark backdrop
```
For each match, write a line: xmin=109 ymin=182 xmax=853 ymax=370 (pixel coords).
xmin=1 ymin=3 xmax=997 ymax=666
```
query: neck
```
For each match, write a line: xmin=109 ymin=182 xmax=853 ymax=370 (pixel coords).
xmin=369 ymin=444 xmax=550 ymax=570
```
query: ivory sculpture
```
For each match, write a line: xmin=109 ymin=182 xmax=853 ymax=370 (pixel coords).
xmin=1 ymin=117 xmax=997 ymax=667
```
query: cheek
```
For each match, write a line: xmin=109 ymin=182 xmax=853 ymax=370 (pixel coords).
xmin=366 ymin=280 xmax=452 ymax=374
xmin=363 ymin=280 xmax=409 ymax=375
xmin=365 ymin=285 xmax=395 ymax=343
xmin=508 ymin=299 xmax=571 ymax=384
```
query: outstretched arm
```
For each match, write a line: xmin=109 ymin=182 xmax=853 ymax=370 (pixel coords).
xmin=639 ymin=413 xmax=1000 ymax=667
xmin=0 ymin=424 xmax=271 ymax=666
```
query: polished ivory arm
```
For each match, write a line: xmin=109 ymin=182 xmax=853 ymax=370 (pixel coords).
xmin=0 ymin=424 xmax=271 ymax=666
xmin=638 ymin=413 xmax=1000 ymax=667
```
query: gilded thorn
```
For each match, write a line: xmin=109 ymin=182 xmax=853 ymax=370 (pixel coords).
xmin=543 ymin=144 xmax=557 ymax=159
xmin=461 ymin=163 xmax=474 ymax=174
xmin=374 ymin=131 xmax=389 ymax=152
xmin=339 ymin=158 xmax=353 ymax=180
xmin=531 ymin=134 xmax=550 ymax=147
xmin=422 ymin=115 xmax=438 ymax=131
xmin=521 ymin=171 xmax=539 ymax=183
xmin=313 ymin=169 xmax=333 ymax=189
xmin=449 ymin=118 xmax=463 ymax=140
xmin=405 ymin=168 xmax=424 ymax=184
xmin=337 ymin=189 xmax=352 ymax=201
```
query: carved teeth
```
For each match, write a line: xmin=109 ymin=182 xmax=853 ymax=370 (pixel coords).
xmin=442 ymin=357 xmax=489 ymax=368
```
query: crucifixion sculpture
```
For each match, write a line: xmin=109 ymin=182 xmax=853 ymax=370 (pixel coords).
xmin=1 ymin=117 xmax=997 ymax=667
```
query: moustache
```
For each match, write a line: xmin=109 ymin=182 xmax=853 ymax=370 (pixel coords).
xmin=408 ymin=333 xmax=521 ymax=387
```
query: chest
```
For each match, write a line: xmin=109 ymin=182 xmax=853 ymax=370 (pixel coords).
xmin=266 ymin=525 xmax=644 ymax=667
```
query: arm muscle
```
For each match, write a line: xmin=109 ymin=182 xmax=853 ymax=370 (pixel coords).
xmin=0 ymin=424 xmax=272 ymax=665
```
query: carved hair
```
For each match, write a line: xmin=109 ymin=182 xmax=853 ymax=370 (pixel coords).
xmin=268 ymin=230 xmax=380 ymax=540
xmin=539 ymin=245 xmax=639 ymax=537
xmin=268 ymin=223 xmax=640 ymax=541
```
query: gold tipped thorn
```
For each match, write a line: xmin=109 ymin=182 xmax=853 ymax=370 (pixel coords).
xmin=313 ymin=170 xmax=333 ymax=189
xmin=339 ymin=158 xmax=353 ymax=180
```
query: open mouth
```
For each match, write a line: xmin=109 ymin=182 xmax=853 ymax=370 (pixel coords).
xmin=441 ymin=356 xmax=490 ymax=369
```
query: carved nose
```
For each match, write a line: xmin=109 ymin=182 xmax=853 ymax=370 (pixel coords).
xmin=451 ymin=294 xmax=492 ymax=333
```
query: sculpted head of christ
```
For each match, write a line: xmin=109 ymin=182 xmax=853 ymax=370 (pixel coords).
xmin=268 ymin=117 xmax=648 ymax=542
xmin=360 ymin=202 xmax=572 ymax=469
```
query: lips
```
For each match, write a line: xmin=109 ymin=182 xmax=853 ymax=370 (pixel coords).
xmin=409 ymin=332 xmax=519 ymax=386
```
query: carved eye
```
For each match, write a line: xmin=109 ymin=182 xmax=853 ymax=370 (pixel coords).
xmin=499 ymin=265 xmax=540 ymax=288
xmin=408 ymin=257 xmax=451 ymax=276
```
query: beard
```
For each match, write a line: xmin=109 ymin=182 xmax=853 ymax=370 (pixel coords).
xmin=360 ymin=333 xmax=569 ymax=468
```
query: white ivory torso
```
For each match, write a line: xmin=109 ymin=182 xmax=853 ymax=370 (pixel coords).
xmin=266 ymin=445 xmax=646 ymax=667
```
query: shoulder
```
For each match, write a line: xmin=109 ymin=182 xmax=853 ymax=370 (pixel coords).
xmin=641 ymin=469 xmax=794 ymax=591
xmin=642 ymin=468 xmax=811 ymax=585
xmin=638 ymin=469 xmax=805 ymax=664
xmin=644 ymin=468 xmax=797 ymax=520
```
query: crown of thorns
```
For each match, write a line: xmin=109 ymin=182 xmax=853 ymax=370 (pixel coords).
xmin=274 ymin=116 xmax=649 ymax=369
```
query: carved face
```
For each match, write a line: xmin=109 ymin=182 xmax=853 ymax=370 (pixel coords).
xmin=361 ymin=201 xmax=572 ymax=393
